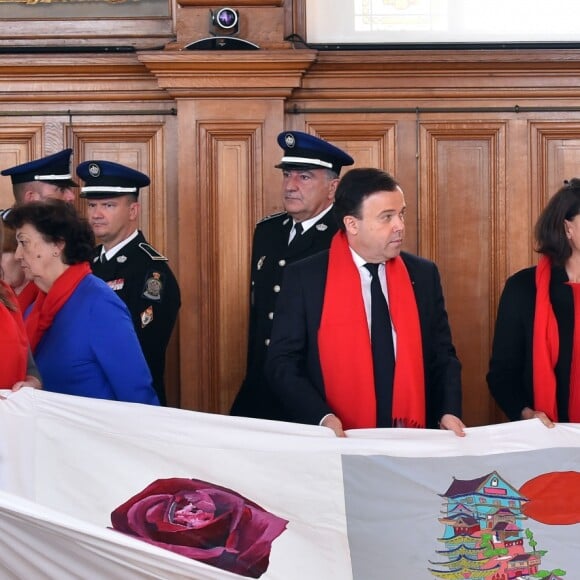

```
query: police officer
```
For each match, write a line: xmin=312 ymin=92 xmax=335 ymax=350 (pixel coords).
xmin=1 ymin=148 xmax=77 ymax=205
xmin=77 ymin=160 xmax=181 ymax=406
xmin=230 ymin=131 xmax=354 ymax=420
xmin=1 ymin=149 xmax=78 ymax=312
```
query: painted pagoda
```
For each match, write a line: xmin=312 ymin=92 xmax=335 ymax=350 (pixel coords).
xmin=428 ymin=471 xmax=550 ymax=579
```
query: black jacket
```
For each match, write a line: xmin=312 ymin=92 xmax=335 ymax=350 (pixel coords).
xmin=230 ymin=209 xmax=339 ymax=420
xmin=487 ymin=265 xmax=573 ymax=421
xmin=91 ymin=231 xmax=181 ymax=405
xmin=264 ymin=249 xmax=462 ymax=429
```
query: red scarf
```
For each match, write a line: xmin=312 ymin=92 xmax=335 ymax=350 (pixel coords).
xmin=318 ymin=232 xmax=425 ymax=429
xmin=17 ymin=281 xmax=40 ymax=314
xmin=534 ymin=255 xmax=580 ymax=422
xmin=26 ymin=263 xmax=92 ymax=353
xmin=0 ymin=281 xmax=28 ymax=387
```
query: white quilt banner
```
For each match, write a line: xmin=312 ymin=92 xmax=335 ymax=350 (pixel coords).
xmin=0 ymin=388 xmax=579 ymax=579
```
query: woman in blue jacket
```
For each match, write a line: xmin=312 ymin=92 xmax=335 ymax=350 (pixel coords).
xmin=5 ymin=200 xmax=158 ymax=405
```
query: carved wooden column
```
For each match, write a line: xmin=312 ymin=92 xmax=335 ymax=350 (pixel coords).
xmin=139 ymin=49 xmax=316 ymax=413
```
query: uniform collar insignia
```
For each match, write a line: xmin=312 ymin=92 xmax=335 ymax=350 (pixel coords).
xmin=257 ymin=256 xmax=266 ymax=270
xmin=316 ymin=223 xmax=328 ymax=231
xmin=116 ymin=255 xmax=127 ymax=263
xmin=283 ymin=218 xmax=290 ymax=226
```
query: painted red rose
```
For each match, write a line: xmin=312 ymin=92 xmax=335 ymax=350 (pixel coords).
xmin=111 ymin=478 xmax=288 ymax=578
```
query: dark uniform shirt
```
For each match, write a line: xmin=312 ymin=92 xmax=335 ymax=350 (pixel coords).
xmin=230 ymin=208 xmax=339 ymax=420
xmin=91 ymin=230 xmax=181 ymax=405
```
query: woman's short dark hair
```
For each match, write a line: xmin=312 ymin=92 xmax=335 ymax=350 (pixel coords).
xmin=4 ymin=199 xmax=95 ymax=265
xmin=334 ymin=168 xmax=400 ymax=231
xmin=535 ymin=178 xmax=580 ymax=265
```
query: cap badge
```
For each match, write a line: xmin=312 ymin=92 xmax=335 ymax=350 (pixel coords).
xmin=257 ymin=256 xmax=266 ymax=271
xmin=316 ymin=224 xmax=328 ymax=231
xmin=284 ymin=133 xmax=296 ymax=148
xmin=88 ymin=163 xmax=101 ymax=178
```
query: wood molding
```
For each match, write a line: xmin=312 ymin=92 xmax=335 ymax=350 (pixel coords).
xmin=0 ymin=55 xmax=170 ymax=104
xmin=292 ymin=49 xmax=580 ymax=104
xmin=137 ymin=50 xmax=317 ymax=98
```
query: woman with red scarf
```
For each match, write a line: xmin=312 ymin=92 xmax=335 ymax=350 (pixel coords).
xmin=0 ymin=218 xmax=41 ymax=390
xmin=487 ymin=179 xmax=580 ymax=427
xmin=4 ymin=200 xmax=158 ymax=405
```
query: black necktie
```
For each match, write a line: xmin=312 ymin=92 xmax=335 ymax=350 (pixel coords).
xmin=364 ymin=263 xmax=395 ymax=427
xmin=289 ymin=222 xmax=303 ymax=245
xmin=100 ymin=253 xmax=108 ymax=264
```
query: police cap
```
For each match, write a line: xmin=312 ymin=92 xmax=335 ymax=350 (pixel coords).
xmin=275 ymin=131 xmax=354 ymax=175
xmin=1 ymin=149 xmax=78 ymax=187
xmin=77 ymin=160 xmax=150 ymax=199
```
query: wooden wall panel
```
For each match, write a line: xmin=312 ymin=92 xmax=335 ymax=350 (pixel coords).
xmin=419 ymin=122 xmax=506 ymax=427
xmin=175 ymin=98 xmax=284 ymax=414
xmin=198 ymin=123 xmax=262 ymax=413
xmin=6 ymin=29 xmax=580 ymax=429
xmin=0 ymin=126 xmax=44 ymax=209
xmin=531 ymin=122 xmax=580 ymax=221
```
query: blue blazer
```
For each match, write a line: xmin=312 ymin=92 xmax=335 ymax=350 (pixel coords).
xmin=264 ymin=249 xmax=462 ymax=428
xmin=34 ymin=274 xmax=159 ymax=405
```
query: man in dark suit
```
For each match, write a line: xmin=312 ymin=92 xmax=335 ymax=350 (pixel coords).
xmin=77 ymin=160 xmax=181 ymax=406
xmin=265 ymin=168 xmax=465 ymax=437
xmin=230 ymin=131 xmax=354 ymax=420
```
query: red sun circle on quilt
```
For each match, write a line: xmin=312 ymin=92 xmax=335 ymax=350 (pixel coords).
xmin=520 ymin=471 xmax=580 ymax=525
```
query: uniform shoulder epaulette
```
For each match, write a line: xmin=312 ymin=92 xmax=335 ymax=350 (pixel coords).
xmin=257 ymin=211 xmax=286 ymax=224
xmin=138 ymin=242 xmax=168 ymax=261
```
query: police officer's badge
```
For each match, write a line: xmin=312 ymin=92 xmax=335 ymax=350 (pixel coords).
xmin=142 ymin=271 xmax=163 ymax=301
xmin=88 ymin=162 xmax=101 ymax=177
xmin=141 ymin=306 xmax=154 ymax=328
xmin=284 ymin=133 xmax=296 ymax=148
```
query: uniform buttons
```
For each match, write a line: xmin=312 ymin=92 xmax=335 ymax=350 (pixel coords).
xmin=251 ymin=280 xmax=255 ymax=286
xmin=278 ymin=259 xmax=286 ymax=267
xmin=273 ymin=285 xmax=281 ymax=293
xmin=268 ymin=312 xmax=274 ymax=320
xmin=265 ymin=339 xmax=270 ymax=346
